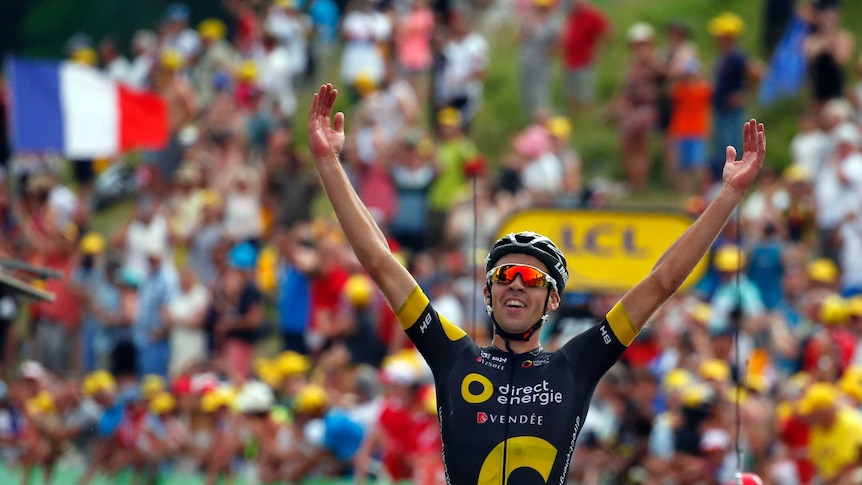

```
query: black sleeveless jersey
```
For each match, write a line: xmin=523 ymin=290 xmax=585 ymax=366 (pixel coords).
xmin=396 ymin=286 xmax=638 ymax=485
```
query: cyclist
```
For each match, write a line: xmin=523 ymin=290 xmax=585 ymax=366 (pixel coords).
xmin=307 ymin=83 xmax=765 ymax=485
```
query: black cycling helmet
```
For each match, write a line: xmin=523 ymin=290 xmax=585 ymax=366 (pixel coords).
xmin=485 ymin=231 xmax=568 ymax=292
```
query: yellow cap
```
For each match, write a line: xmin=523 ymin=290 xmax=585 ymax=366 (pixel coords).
xmin=275 ymin=0 xmax=295 ymax=8
xmin=708 ymin=12 xmax=745 ymax=38
xmin=690 ymin=302 xmax=712 ymax=325
xmin=839 ymin=366 xmax=862 ymax=402
xmin=798 ymin=382 xmax=838 ymax=415
xmin=149 ymin=392 xmax=176 ymax=415
xmin=141 ymin=374 xmax=166 ymax=399
xmin=547 ymin=116 xmax=572 ymax=139
xmin=82 ymin=371 xmax=117 ymax=396
xmin=725 ymin=386 xmax=748 ymax=404
xmin=807 ymin=258 xmax=839 ymax=284
xmin=776 ymin=401 xmax=794 ymax=422
xmin=80 ymin=232 xmax=106 ymax=255
xmin=819 ymin=294 xmax=849 ymax=326
xmin=294 ymin=384 xmax=329 ymax=413
xmin=198 ymin=19 xmax=227 ymax=40
xmin=698 ymin=359 xmax=731 ymax=382
xmin=237 ymin=60 xmax=257 ymax=81
xmin=662 ymin=368 xmax=694 ymax=393
xmin=681 ymin=382 xmax=712 ymax=408
xmin=200 ymin=387 xmax=236 ymax=413
xmin=437 ymin=107 xmax=462 ymax=128
xmin=276 ymin=351 xmax=312 ymax=378
xmin=783 ymin=164 xmax=810 ymax=183
xmin=849 ymin=296 xmax=862 ymax=317
xmin=344 ymin=274 xmax=374 ymax=308
xmin=714 ymin=245 xmax=744 ymax=272
xmin=785 ymin=371 xmax=812 ymax=398
xmin=744 ymin=372 xmax=769 ymax=394
xmin=26 ymin=390 xmax=56 ymax=416
xmin=532 ymin=0 xmax=553 ymax=8
xmin=353 ymin=72 xmax=377 ymax=96
xmin=257 ymin=361 xmax=284 ymax=388
xmin=843 ymin=365 xmax=862 ymax=381
xmin=161 ymin=49 xmax=184 ymax=70
xmin=71 ymin=48 xmax=97 ymax=66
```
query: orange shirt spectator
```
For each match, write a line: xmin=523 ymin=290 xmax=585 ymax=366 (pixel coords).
xmin=668 ymin=73 xmax=713 ymax=139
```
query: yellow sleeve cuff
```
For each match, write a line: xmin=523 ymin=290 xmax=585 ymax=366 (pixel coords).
xmin=396 ymin=286 xmax=428 ymax=330
xmin=607 ymin=301 xmax=639 ymax=347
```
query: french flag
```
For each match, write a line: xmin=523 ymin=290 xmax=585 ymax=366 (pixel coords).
xmin=6 ymin=57 xmax=169 ymax=158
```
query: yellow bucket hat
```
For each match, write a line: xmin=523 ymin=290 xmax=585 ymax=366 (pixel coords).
xmin=708 ymin=12 xmax=745 ymax=38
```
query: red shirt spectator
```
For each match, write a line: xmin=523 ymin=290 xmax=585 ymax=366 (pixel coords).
xmin=778 ymin=411 xmax=815 ymax=485
xmin=802 ymin=327 xmax=857 ymax=375
xmin=560 ymin=0 xmax=610 ymax=69
xmin=377 ymin=397 xmax=414 ymax=480
xmin=34 ymin=253 xmax=82 ymax=331
xmin=310 ymin=260 xmax=349 ymax=333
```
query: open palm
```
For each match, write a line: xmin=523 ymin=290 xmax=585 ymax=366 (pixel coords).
xmin=722 ymin=119 xmax=766 ymax=193
xmin=308 ymin=84 xmax=345 ymax=159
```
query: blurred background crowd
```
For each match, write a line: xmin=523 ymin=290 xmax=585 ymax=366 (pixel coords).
xmin=1 ymin=0 xmax=862 ymax=483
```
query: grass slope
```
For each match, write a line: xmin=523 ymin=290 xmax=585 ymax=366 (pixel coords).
xmin=294 ymin=0 xmax=862 ymax=205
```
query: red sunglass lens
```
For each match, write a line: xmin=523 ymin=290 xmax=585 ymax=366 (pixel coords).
xmin=493 ymin=265 xmax=548 ymax=287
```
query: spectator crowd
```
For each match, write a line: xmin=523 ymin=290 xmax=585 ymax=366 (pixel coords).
xmin=1 ymin=0 xmax=862 ymax=483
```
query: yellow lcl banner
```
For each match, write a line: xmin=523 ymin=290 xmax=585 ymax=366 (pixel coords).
xmin=495 ymin=209 xmax=709 ymax=293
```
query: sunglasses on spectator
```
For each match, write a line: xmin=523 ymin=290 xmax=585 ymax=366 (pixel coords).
xmin=487 ymin=264 xmax=554 ymax=289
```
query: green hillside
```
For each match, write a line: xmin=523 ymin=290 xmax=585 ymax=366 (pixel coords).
xmin=291 ymin=0 xmax=862 ymax=205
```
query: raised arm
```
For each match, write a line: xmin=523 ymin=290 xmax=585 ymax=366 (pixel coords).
xmin=307 ymin=84 xmax=418 ymax=312
xmin=620 ymin=119 xmax=766 ymax=329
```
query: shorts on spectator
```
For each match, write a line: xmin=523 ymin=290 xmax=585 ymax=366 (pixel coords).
xmin=145 ymin=134 xmax=183 ymax=181
xmin=35 ymin=319 xmax=72 ymax=375
xmin=675 ymin=137 xmax=707 ymax=170
xmin=564 ymin=66 xmax=597 ymax=104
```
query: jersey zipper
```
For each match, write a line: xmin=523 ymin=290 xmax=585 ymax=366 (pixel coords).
xmin=501 ymin=346 xmax=516 ymax=485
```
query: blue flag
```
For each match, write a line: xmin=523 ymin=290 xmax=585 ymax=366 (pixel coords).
xmin=757 ymin=15 xmax=810 ymax=106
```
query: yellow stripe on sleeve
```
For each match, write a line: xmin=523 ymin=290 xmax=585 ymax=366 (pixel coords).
xmin=440 ymin=315 xmax=467 ymax=341
xmin=606 ymin=301 xmax=639 ymax=347
xmin=396 ymin=285 xmax=429 ymax=330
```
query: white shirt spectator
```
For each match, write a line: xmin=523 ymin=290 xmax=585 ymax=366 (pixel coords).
xmin=163 ymin=28 xmax=202 ymax=60
xmin=125 ymin=214 xmax=170 ymax=280
xmin=127 ymin=54 xmax=154 ymax=90
xmin=378 ymin=79 xmax=420 ymax=137
xmin=223 ymin=191 xmax=263 ymax=242
xmin=166 ymin=282 xmax=210 ymax=376
xmin=814 ymin=152 xmax=862 ymax=231
xmin=521 ymin=152 xmax=564 ymax=195
xmin=47 ymin=183 xmax=78 ymax=231
xmin=255 ymin=44 xmax=301 ymax=117
xmin=340 ymin=9 xmax=392 ymax=85
xmin=439 ymin=32 xmax=489 ymax=118
xmin=839 ymin=211 xmax=862 ymax=292
xmin=790 ymin=128 xmax=830 ymax=179
xmin=741 ymin=186 xmax=790 ymax=230
xmin=265 ymin=7 xmax=311 ymax=75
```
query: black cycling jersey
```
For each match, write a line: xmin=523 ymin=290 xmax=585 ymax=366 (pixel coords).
xmin=396 ymin=286 xmax=638 ymax=485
